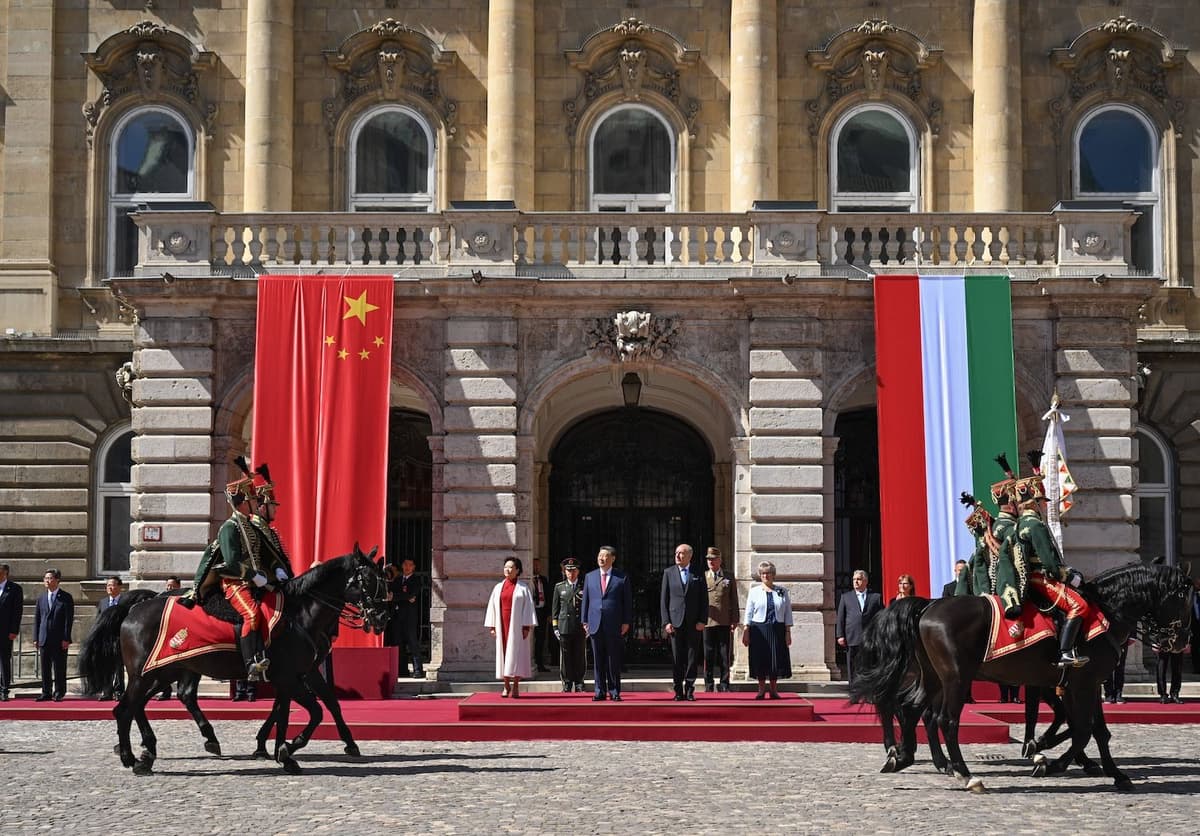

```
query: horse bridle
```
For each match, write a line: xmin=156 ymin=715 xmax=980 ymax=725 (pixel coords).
xmin=338 ymin=560 xmax=391 ymax=633
xmin=1138 ymin=583 xmax=1194 ymax=654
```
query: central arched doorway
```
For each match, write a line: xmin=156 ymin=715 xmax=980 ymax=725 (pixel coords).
xmin=549 ymin=408 xmax=714 ymax=665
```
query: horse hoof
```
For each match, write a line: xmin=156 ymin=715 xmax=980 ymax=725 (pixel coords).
xmin=1031 ymin=762 xmax=1047 ymax=778
xmin=1082 ymin=762 xmax=1104 ymax=778
xmin=282 ymin=759 xmax=302 ymax=775
xmin=966 ymin=777 xmax=986 ymax=793
xmin=943 ymin=766 xmax=956 ymax=778
xmin=881 ymin=758 xmax=898 ymax=774
xmin=253 ymin=746 xmax=270 ymax=759
xmin=119 ymin=752 xmax=136 ymax=769
xmin=1114 ymin=774 xmax=1133 ymax=791
xmin=1020 ymin=741 xmax=1037 ymax=760
xmin=204 ymin=740 xmax=222 ymax=756
xmin=132 ymin=761 xmax=154 ymax=777
xmin=344 ymin=743 xmax=361 ymax=758
xmin=275 ymin=743 xmax=292 ymax=764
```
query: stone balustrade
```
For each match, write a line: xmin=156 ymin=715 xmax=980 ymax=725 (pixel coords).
xmin=131 ymin=206 xmax=1142 ymax=279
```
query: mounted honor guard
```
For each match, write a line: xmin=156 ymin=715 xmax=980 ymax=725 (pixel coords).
xmin=190 ymin=458 xmax=293 ymax=680
xmin=1010 ymin=450 xmax=1092 ymax=667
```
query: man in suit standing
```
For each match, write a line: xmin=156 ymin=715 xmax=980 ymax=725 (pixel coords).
xmin=33 ymin=568 xmax=74 ymax=701
xmin=661 ymin=543 xmax=708 ymax=700
xmin=96 ymin=576 xmax=125 ymax=699
xmin=942 ymin=560 xmax=968 ymax=598
xmin=581 ymin=545 xmax=633 ymax=701
xmin=703 ymin=547 xmax=739 ymax=693
xmin=835 ymin=569 xmax=883 ymax=687
xmin=530 ymin=559 xmax=552 ymax=673
xmin=0 ymin=563 xmax=23 ymax=701
xmin=387 ymin=558 xmax=426 ymax=679
xmin=551 ymin=557 xmax=586 ymax=692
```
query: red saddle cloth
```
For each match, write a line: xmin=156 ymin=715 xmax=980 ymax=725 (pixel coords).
xmin=143 ymin=591 xmax=285 ymax=674
xmin=982 ymin=595 xmax=1109 ymax=663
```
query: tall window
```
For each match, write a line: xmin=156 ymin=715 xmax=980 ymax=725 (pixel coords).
xmin=94 ymin=426 xmax=135 ymax=574
xmin=830 ymin=105 xmax=918 ymax=211
xmin=349 ymin=106 xmax=435 ymax=211
xmin=1074 ymin=106 xmax=1160 ymax=275
xmin=589 ymin=105 xmax=674 ymax=211
xmin=1135 ymin=424 xmax=1176 ymax=565
xmin=108 ymin=108 xmax=194 ymax=276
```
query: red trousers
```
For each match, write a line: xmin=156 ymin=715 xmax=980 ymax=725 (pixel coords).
xmin=222 ymin=578 xmax=268 ymax=640
xmin=1028 ymin=572 xmax=1091 ymax=620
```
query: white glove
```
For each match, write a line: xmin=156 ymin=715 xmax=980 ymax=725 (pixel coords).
xmin=251 ymin=573 xmax=268 ymax=588
xmin=554 ymin=630 xmax=561 ymax=641
xmin=275 ymin=567 xmax=288 ymax=582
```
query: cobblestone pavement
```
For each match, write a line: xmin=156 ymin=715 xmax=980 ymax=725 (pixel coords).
xmin=1 ymin=720 xmax=1198 ymax=834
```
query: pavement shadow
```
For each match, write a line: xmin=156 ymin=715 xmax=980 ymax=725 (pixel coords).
xmin=152 ymin=762 xmax=557 ymax=778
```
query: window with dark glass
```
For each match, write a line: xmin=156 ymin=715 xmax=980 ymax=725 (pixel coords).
xmin=355 ymin=111 xmax=430 ymax=195
xmin=836 ymin=110 xmax=911 ymax=194
xmin=1078 ymin=110 xmax=1153 ymax=194
xmin=592 ymin=108 xmax=672 ymax=199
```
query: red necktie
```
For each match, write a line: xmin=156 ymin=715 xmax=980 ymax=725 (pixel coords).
xmin=601 ymin=573 xmax=608 ymax=594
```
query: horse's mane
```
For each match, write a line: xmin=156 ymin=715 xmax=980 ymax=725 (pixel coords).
xmin=283 ymin=553 xmax=358 ymax=598
xmin=1087 ymin=561 xmax=1191 ymax=624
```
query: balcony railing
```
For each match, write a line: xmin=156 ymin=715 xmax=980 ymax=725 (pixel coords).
xmin=132 ymin=206 xmax=1141 ymax=280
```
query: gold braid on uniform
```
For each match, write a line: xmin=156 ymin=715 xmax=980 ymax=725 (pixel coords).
xmin=987 ymin=551 xmax=998 ymax=595
xmin=268 ymin=528 xmax=291 ymax=570
xmin=243 ymin=523 xmax=263 ymax=574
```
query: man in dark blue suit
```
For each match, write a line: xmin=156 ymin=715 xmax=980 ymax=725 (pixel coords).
xmin=0 ymin=563 xmax=24 ymax=701
xmin=661 ymin=543 xmax=707 ymax=700
xmin=96 ymin=576 xmax=126 ymax=699
xmin=581 ymin=545 xmax=632 ymax=701
xmin=33 ymin=568 xmax=74 ymax=701
xmin=835 ymin=569 xmax=883 ymax=687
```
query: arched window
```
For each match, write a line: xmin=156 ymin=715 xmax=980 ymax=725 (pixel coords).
xmin=1135 ymin=424 xmax=1176 ymax=565
xmin=830 ymin=105 xmax=918 ymax=211
xmin=1073 ymin=106 xmax=1160 ymax=275
xmin=589 ymin=105 xmax=675 ymax=211
xmin=94 ymin=426 xmax=135 ymax=574
xmin=108 ymin=108 xmax=195 ymax=276
xmin=349 ymin=106 xmax=435 ymax=211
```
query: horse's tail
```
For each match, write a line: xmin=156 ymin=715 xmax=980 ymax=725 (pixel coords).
xmin=78 ymin=589 xmax=156 ymax=694
xmin=848 ymin=596 xmax=929 ymax=715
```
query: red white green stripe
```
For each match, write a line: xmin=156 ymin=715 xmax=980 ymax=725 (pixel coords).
xmin=873 ymin=274 xmax=1018 ymax=597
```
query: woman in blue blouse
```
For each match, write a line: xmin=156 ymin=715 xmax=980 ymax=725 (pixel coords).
xmin=741 ymin=561 xmax=792 ymax=699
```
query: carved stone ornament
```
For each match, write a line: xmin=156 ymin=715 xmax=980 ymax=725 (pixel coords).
xmin=323 ymin=19 xmax=458 ymax=142
xmin=163 ymin=229 xmax=193 ymax=256
xmin=585 ymin=310 xmax=679 ymax=363
xmin=805 ymin=19 xmax=944 ymax=142
xmin=78 ymin=287 xmax=137 ymax=330
xmin=563 ymin=17 xmax=701 ymax=139
xmin=83 ymin=22 xmax=218 ymax=147
xmin=1048 ymin=16 xmax=1188 ymax=141
xmin=1074 ymin=230 xmax=1111 ymax=257
xmin=115 ymin=361 xmax=136 ymax=404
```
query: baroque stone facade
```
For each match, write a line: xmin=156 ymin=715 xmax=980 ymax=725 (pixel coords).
xmin=2 ymin=1 xmax=1198 ymax=680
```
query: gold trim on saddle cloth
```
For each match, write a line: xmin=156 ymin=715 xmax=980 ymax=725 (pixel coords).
xmin=982 ymin=595 xmax=1056 ymax=663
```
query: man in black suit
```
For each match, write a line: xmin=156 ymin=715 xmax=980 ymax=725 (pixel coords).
xmin=530 ymin=559 xmax=552 ymax=672
xmin=661 ymin=543 xmax=708 ymax=701
xmin=33 ymin=568 xmax=74 ymax=701
xmin=96 ymin=576 xmax=125 ymax=699
xmin=386 ymin=558 xmax=426 ymax=678
xmin=0 ymin=563 xmax=24 ymax=701
xmin=835 ymin=569 xmax=883 ymax=687
xmin=942 ymin=560 xmax=968 ymax=598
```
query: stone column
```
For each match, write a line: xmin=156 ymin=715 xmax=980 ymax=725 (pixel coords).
xmin=729 ymin=0 xmax=778 ymax=211
xmin=426 ymin=435 xmax=447 ymax=675
xmin=485 ymin=0 xmax=535 ymax=208
xmin=129 ymin=317 xmax=216 ymax=582
xmin=244 ymin=0 xmax=294 ymax=211
xmin=439 ymin=317 xmax=519 ymax=677
xmin=0 ymin=0 xmax=57 ymax=334
xmin=972 ymin=0 xmax=1022 ymax=211
xmin=746 ymin=317 xmax=830 ymax=679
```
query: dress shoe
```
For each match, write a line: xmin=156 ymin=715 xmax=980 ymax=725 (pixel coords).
xmin=686 ymin=692 xmax=696 ymax=701
xmin=53 ymin=695 xmax=64 ymax=702
xmin=412 ymin=670 xmax=425 ymax=679
xmin=592 ymin=693 xmax=606 ymax=701
xmin=0 ymin=691 xmax=8 ymax=702
xmin=575 ymin=683 xmax=586 ymax=692
xmin=610 ymin=694 xmax=622 ymax=702
xmin=717 ymin=684 xmax=730 ymax=693
xmin=1170 ymin=695 xmax=1184 ymax=704
xmin=755 ymin=692 xmax=766 ymax=701
xmin=1105 ymin=694 xmax=1116 ymax=704
xmin=1116 ymin=694 xmax=1127 ymax=704
xmin=1160 ymin=695 xmax=1170 ymax=704
xmin=562 ymin=684 xmax=572 ymax=693
xmin=768 ymin=691 xmax=781 ymax=700
xmin=673 ymin=694 xmax=685 ymax=701
xmin=1012 ymin=696 xmax=1022 ymax=704
xmin=703 ymin=683 xmax=715 ymax=693
xmin=35 ymin=695 xmax=50 ymax=702
xmin=100 ymin=691 xmax=113 ymax=701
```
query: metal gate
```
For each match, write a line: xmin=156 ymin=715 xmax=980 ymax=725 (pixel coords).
xmin=549 ymin=408 xmax=714 ymax=664
xmin=385 ymin=409 xmax=433 ymax=658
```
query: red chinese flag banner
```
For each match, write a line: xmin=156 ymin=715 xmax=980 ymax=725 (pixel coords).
xmin=252 ymin=275 xmax=393 ymax=649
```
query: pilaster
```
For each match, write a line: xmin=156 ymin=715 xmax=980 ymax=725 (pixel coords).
xmin=486 ymin=0 xmax=535 ymax=208
xmin=244 ymin=0 xmax=294 ymax=210
xmin=972 ymin=0 xmax=1023 ymax=211
xmin=729 ymin=0 xmax=778 ymax=211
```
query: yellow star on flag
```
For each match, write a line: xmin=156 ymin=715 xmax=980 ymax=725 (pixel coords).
xmin=337 ymin=348 xmax=349 ymax=360
xmin=358 ymin=349 xmax=371 ymax=360
xmin=324 ymin=335 xmax=335 ymax=346
xmin=343 ymin=291 xmax=379 ymax=326
xmin=373 ymin=336 xmax=385 ymax=347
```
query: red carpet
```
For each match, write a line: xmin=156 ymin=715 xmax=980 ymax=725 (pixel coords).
xmin=0 ymin=693 xmax=1192 ymax=743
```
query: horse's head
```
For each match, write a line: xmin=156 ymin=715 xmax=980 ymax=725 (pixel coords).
xmin=1140 ymin=564 xmax=1195 ymax=653
xmin=344 ymin=543 xmax=392 ymax=636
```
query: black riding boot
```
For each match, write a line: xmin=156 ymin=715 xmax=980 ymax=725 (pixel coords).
xmin=1056 ymin=617 xmax=1089 ymax=667
xmin=240 ymin=632 xmax=270 ymax=681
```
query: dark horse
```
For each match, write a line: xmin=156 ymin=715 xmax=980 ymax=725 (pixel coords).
xmin=79 ymin=545 xmax=389 ymax=775
xmin=852 ymin=561 xmax=1193 ymax=791
xmin=850 ymin=596 xmax=1101 ymax=777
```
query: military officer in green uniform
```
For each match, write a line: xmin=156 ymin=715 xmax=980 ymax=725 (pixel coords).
xmin=191 ymin=462 xmax=293 ymax=681
xmin=551 ymin=557 xmax=586 ymax=692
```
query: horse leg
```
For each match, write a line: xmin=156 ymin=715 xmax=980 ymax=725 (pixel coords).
xmin=307 ymin=669 xmax=360 ymax=757
xmin=271 ymin=697 xmax=291 ymax=759
xmin=1021 ymin=686 xmax=1043 ymax=759
xmin=123 ymin=676 xmax=160 ymax=777
xmin=938 ymin=679 xmax=984 ymax=792
xmin=1037 ymin=687 xmax=1096 ymax=779
xmin=921 ymin=703 xmax=950 ymax=775
xmin=1089 ymin=696 xmax=1131 ymax=788
xmin=177 ymin=673 xmax=220 ymax=756
xmin=253 ymin=703 xmax=276 ymax=758
xmin=274 ymin=680 xmax=323 ymax=775
xmin=893 ymin=703 xmax=921 ymax=772
xmin=878 ymin=707 xmax=902 ymax=773
xmin=113 ymin=689 xmax=138 ymax=769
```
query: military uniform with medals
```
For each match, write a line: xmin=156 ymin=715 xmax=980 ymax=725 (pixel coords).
xmin=551 ymin=557 xmax=586 ymax=692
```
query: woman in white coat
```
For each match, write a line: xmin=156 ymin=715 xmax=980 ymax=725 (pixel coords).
xmin=484 ymin=556 xmax=538 ymax=697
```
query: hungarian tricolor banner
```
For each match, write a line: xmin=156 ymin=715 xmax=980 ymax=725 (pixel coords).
xmin=874 ymin=274 xmax=1018 ymax=598
xmin=252 ymin=275 xmax=393 ymax=648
